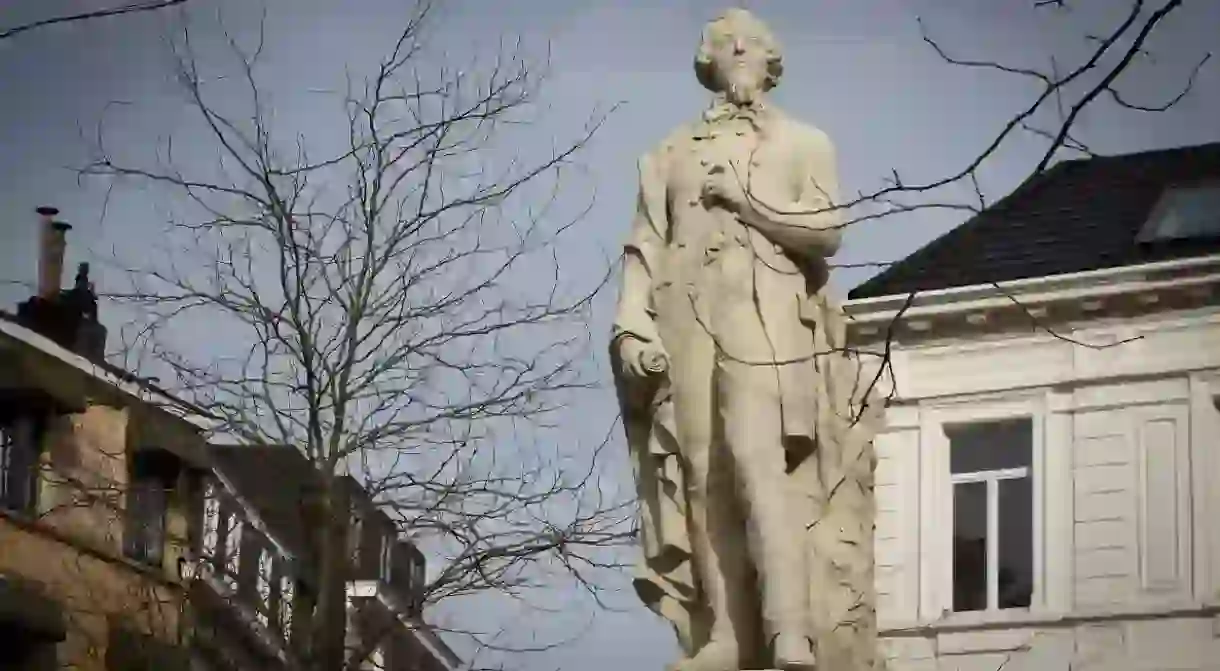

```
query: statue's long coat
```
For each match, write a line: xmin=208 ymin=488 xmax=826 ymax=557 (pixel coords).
xmin=611 ymin=106 xmax=886 ymax=669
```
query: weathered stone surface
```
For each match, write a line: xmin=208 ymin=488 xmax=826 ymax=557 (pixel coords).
xmin=609 ymin=7 xmax=885 ymax=671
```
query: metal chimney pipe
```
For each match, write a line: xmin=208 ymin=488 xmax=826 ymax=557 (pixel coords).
xmin=36 ymin=206 xmax=71 ymax=299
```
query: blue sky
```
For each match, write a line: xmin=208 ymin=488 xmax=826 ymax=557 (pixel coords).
xmin=1 ymin=1 xmax=1217 ymax=669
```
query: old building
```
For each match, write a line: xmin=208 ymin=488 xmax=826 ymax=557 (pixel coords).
xmin=1 ymin=207 xmax=214 ymax=670
xmin=847 ymin=142 xmax=1220 ymax=670
xmin=194 ymin=443 xmax=459 ymax=671
xmin=2 ymin=207 xmax=459 ymax=670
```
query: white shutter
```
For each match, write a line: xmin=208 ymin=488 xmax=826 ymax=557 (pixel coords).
xmin=202 ymin=482 xmax=220 ymax=558
xmin=224 ymin=518 xmax=243 ymax=587
xmin=279 ymin=575 xmax=295 ymax=633
xmin=256 ymin=549 xmax=273 ymax=626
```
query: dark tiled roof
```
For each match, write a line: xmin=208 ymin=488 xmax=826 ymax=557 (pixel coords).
xmin=206 ymin=444 xmax=409 ymax=581
xmin=848 ymin=142 xmax=1220 ymax=300
xmin=208 ymin=444 xmax=322 ymax=566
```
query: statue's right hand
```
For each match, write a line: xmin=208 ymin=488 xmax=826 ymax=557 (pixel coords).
xmin=618 ymin=337 xmax=669 ymax=382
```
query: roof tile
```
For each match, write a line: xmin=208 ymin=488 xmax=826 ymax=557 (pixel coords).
xmin=848 ymin=142 xmax=1220 ymax=299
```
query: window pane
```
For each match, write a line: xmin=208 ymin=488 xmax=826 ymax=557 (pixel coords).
xmin=1145 ymin=185 xmax=1220 ymax=240
xmin=948 ymin=418 xmax=1032 ymax=474
xmin=998 ymin=477 xmax=1034 ymax=609
xmin=953 ymin=481 xmax=987 ymax=612
xmin=0 ymin=418 xmax=38 ymax=512
xmin=125 ymin=480 xmax=165 ymax=564
xmin=0 ymin=425 xmax=14 ymax=504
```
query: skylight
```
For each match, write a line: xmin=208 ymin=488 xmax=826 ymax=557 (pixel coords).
xmin=1138 ymin=183 xmax=1220 ymax=242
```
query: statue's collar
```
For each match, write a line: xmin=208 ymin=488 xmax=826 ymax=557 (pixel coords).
xmin=693 ymin=96 xmax=771 ymax=139
xmin=702 ymin=98 xmax=767 ymax=125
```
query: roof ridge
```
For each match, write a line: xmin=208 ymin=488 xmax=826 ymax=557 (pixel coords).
xmin=1063 ymin=139 xmax=1220 ymax=166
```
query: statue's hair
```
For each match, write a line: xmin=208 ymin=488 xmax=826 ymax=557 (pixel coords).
xmin=694 ymin=8 xmax=784 ymax=93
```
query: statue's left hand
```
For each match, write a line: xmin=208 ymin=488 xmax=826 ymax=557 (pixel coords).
xmin=701 ymin=164 xmax=750 ymax=213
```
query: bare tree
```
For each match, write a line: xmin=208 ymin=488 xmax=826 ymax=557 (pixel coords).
xmin=0 ymin=1 xmax=188 ymax=41
xmin=820 ymin=0 xmax=1213 ymax=404
xmin=81 ymin=1 xmax=629 ymax=669
xmin=68 ymin=0 xmax=1213 ymax=668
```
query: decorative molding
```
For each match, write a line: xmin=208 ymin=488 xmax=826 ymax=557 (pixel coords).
xmin=0 ymin=507 xmax=180 ymax=588
xmin=845 ymin=254 xmax=1220 ymax=346
xmin=880 ymin=602 xmax=1220 ymax=638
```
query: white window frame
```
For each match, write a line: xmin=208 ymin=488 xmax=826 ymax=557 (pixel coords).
xmin=919 ymin=393 xmax=1048 ymax=626
xmin=950 ymin=465 xmax=1031 ymax=612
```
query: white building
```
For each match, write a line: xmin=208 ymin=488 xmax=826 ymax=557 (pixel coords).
xmin=845 ymin=142 xmax=1220 ymax=670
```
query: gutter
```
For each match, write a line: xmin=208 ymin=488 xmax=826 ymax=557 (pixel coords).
xmin=0 ymin=316 xmax=219 ymax=432
xmin=843 ymin=253 xmax=1220 ymax=325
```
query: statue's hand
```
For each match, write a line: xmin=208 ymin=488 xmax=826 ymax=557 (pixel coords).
xmin=618 ymin=336 xmax=669 ymax=382
xmin=700 ymin=163 xmax=749 ymax=213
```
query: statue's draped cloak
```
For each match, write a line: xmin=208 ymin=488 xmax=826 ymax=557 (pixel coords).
xmin=611 ymin=116 xmax=886 ymax=669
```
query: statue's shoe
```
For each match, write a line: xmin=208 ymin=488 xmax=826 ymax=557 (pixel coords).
xmin=666 ymin=639 xmax=739 ymax=671
xmin=772 ymin=633 xmax=817 ymax=671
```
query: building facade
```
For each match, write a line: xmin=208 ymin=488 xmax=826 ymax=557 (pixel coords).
xmin=1 ymin=208 xmax=213 ymax=670
xmin=196 ymin=443 xmax=458 ymax=671
xmin=847 ymin=143 xmax=1220 ymax=670
xmin=2 ymin=207 xmax=459 ymax=671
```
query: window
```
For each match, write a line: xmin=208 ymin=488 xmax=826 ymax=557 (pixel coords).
xmin=123 ymin=477 xmax=168 ymax=566
xmin=1137 ymin=183 xmax=1220 ymax=242
xmin=399 ymin=543 xmax=427 ymax=615
xmin=0 ymin=415 xmax=42 ymax=513
xmin=123 ymin=452 xmax=175 ymax=567
xmin=256 ymin=549 xmax=273 ymax=627
xmin=948 ymin=418 xmax=1034 ymax=613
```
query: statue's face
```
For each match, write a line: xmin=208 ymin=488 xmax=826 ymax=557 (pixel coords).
xmin=705 ymin=19 xmax=771 ymax=103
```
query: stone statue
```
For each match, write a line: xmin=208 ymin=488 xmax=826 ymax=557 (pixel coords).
xmin=610 ymin=8 xmax=885 ymax=671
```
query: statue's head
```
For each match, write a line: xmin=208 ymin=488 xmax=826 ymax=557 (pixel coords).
xmin=694 ymin=8 xmax=783 ymax=105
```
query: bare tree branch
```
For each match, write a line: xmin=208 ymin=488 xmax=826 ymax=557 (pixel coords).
xmin=79 ymin=2 xmax=626 ymax=666
xmin=0 ymin=0 xmax=188 ymax=41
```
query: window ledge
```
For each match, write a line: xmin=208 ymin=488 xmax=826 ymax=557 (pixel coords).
xmin=881 ymin=601 xmax=1220 ymax=637
xmin=0 ymin=508 xmax=178 ymax=588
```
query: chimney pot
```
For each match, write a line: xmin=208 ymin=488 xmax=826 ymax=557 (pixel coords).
xmin=36 ymin=207 xmax=70 ymax=299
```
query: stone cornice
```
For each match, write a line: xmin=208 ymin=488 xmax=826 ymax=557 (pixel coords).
xmin=844 ymin=254 xmax=1220 ymax=345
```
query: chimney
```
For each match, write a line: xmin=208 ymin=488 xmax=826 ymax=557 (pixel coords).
xmin=17 ymin=208 xmax=107 ymax=363
xmin=36 ymin=206 xmax=71 ymax=299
